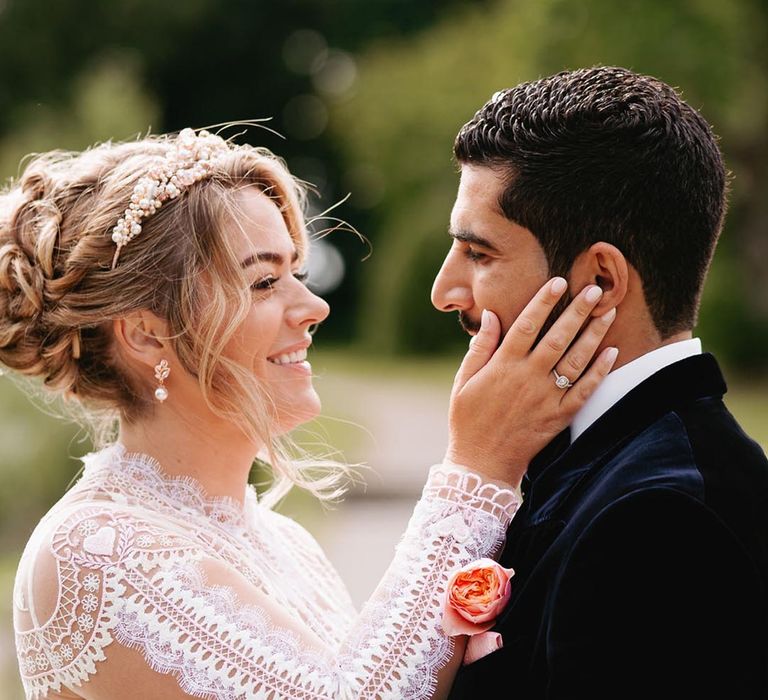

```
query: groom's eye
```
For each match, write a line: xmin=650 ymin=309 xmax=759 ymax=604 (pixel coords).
xmin=464 ymin=247 xmax=487 ymax=262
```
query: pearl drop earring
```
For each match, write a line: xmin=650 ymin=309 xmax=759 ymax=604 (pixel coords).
xmin=154 ymin=359 xmax=170 ymax=402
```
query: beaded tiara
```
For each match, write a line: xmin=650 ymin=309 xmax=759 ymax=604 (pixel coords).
xmin=110 ymin=128 xmax=229 ymax=269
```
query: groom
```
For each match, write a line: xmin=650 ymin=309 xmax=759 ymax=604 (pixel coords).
xmin=432 ymin=67 xmax=768 ymax=698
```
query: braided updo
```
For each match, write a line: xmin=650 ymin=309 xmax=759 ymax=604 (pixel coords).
xmin=1 ymin=155 xmax=102 ymax=398
xmin=0 ymin=132 xmax=308 ymax=429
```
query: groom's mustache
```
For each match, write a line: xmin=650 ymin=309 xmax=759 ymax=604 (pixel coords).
xmin=456 ymin=293 xmax=573 ymax=344
xmin=458 ymin=311 xmax=481 ymax=335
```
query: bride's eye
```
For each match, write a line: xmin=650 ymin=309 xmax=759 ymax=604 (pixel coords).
xmin=251 ymin=276 xmax=279 ymax=291
xmin=293 ymin=271 xmax=309 ymax=284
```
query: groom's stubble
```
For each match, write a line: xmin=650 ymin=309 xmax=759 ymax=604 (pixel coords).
xmin=458 ymin=288 xmax=572 ymax=350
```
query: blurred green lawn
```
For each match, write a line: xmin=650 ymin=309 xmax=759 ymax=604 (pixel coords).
xmin=0 ymin=350 xmax=765 ymax=698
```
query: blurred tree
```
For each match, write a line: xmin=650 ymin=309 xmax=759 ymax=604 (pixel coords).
xmin=0 ymin=0 xmax=475 ymax=344
xmin=0 ymin=53 xmax=161 ymax=177
xmin=332 ymin=0 xmax=768 ymax=366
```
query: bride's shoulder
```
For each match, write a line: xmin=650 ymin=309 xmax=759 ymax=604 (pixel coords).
xmin=22 ymin=496 xmax=188 ymax=556
xmin=13 ymin=500 xmax=203 ymax=693
xmin=14 ymin=498 xmax=200 ymax=614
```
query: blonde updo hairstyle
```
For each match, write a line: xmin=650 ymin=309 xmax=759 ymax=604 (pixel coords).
xmin=0 ymin=132 xmax=341 ymax=504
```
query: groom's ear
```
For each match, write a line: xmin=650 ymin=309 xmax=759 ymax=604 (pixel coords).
xmin=569 ymin=242 xmax=629 ymax=316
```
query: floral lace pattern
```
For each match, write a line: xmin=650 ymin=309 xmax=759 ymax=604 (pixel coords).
xmin=14 ymin=445 xmax=520 ymax=699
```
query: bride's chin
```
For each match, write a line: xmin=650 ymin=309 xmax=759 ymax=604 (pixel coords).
xmin=274 ymin=395 xmax=322 ymax=434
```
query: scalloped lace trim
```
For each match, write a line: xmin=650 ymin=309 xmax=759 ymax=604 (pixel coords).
xmin=82 ymin=443 xmax=253 ymax=532
xmin=425 ymin=464 xmax=522 ymax=526
xmin=16 ymin=561 xmax=126 ymax=698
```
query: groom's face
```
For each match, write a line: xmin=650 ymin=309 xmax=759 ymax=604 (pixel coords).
xmin=431 ymin=165 xmax=550 ymax=337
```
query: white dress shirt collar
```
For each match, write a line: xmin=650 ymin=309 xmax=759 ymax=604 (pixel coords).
xmin=570 ymin=338 xmax=703 ymax=442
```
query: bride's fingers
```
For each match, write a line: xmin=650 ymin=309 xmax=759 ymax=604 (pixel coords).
xmin=560 ymin=346 xmax=619 ymax=411
xmin=552 ymin=307 xmax=617 ymax=385
xmin=452 ymin=309 xmax=502 ymax=392
xmin=530 ymin=284 xmax=604 ymax=371
xmin=497 ymin=278 xmax=569 ymax=359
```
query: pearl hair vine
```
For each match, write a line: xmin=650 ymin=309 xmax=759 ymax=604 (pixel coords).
xmin=110 ymin=128 xmax=229 ymax=269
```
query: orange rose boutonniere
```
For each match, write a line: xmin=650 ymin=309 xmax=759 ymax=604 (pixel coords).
xmin=442 ymin=558 xmax=514 ymax=665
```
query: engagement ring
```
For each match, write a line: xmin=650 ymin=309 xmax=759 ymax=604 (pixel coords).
xmin=552 ymin=369 xmax=573 ymax=389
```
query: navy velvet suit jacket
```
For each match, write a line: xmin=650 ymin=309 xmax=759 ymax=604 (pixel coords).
xmin=448 ymin=353 xmax=768 ymax=699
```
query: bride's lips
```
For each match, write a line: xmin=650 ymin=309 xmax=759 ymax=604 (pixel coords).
xmin=266 ymin=339 xmax=313 ymax=376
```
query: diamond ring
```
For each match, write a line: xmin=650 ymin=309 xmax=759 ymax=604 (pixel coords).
xmin=552 ymin=369 xmax=573 ymax=389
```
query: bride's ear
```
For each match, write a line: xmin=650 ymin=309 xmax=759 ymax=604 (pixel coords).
xmin=113 ymin=311 xmax=171 ymax=370
xmin=569 ymin=242 xmax=629 ymax=316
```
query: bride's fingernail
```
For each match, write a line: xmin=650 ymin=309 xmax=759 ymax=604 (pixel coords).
xmin=551 ymin=277 xmax=567 ymax=295
xmin=585 ymin=285 xmax=603 ymax=302
xmin=604 ymin=347 xmax=619 ymax=366
xmin=481 ymin=309 xmax=490 ymax=330
xmin=600 ymin=307 xmax=617 ymax=323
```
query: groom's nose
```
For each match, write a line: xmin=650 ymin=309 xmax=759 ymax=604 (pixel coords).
xmin=431 ymin=252 xmax=473 ymax=312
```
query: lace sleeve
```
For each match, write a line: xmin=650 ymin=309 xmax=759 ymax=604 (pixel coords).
xmin=14 ymin=465 xmax=520 ymax=700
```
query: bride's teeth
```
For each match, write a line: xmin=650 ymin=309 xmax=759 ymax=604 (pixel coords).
xmin=268 ymin=349 xmax=308 ymax=365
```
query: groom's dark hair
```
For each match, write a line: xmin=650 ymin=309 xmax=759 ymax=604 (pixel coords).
xmin=454 ymin=66 xmax=727 ymax=338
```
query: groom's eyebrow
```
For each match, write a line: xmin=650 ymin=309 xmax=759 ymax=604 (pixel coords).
xmin=449 ymin=227 xmax=501 ymax=253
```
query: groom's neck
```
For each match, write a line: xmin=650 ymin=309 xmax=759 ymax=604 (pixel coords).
xmin=602 ymin=311 xmax=693 ymax=372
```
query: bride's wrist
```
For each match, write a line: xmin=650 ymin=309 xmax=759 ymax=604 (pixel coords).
xmin=440 ymin=457 xmax=524 ymax=502
xmin=443 ymin=447 xmax=526 ymax=494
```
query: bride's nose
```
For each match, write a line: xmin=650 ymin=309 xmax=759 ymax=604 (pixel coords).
xmin=286 ymin=282 xmax=330 ymax=329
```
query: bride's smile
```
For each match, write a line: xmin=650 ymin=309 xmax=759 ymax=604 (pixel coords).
xmin=222 ymin=187 xmax=329 ymax=433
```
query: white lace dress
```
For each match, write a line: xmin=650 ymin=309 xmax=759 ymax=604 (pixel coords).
xmin=13 ymin=444 xmax=521 ymax=699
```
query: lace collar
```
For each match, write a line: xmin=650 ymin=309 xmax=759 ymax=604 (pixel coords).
xmin=79 ymin=443 xmax=259 ymax=533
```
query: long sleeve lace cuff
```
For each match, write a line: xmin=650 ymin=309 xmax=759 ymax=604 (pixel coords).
xmin=335 ymin=464 xmax=522 ymax=697
xmin=422 ymin=463 xmax=523 ymax=529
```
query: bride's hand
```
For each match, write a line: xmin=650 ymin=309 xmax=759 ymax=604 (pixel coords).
xmin=446 ymin=278 xmax=619 ymax=488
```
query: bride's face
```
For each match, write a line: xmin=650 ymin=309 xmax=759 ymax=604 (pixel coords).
xmin=224 ymin=187 xmax=329 ymax=433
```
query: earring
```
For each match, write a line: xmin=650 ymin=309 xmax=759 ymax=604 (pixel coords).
xmin=154 ymin=359 xmax=170 ymax=402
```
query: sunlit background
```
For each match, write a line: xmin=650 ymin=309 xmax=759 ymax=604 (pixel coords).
xmin=1 ymin=0 xmax=767 ymax=695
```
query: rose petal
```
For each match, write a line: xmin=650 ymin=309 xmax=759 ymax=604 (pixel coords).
xmin=456 ymin=557 xmax=498 ymax=573
xmin=444 ymin=559 xmax=516 ymax=635
xmin=442 ymin=604 xmax=495 ymax=636
xmin=452 ymin=576 xmax=513 ymax=624
xmin=463 ymin=632 xmax=503 ymax=665
xmin=460 ymin=606 xmax=504 ymax=625
xmin=495 ymin=565 xmax=515 ymax=584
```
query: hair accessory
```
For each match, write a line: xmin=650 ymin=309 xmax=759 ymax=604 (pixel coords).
xmin=110 ymin=128 xmax=229 ymax=269
xmin=154 ymin=359 xmax=170 ymax=402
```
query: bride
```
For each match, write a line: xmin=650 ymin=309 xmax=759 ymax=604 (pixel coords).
xmin=2 ymin=128 xmax=616 ymax=699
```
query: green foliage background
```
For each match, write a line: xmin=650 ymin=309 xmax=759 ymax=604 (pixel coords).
xmin=0 ymin=0 xmax=766 ymax=694
xmin=332 ymin=0 xmax=768 ymax=358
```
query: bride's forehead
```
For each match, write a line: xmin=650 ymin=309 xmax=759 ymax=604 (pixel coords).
xmin=226 ymin=188 xmax=296 ymax=257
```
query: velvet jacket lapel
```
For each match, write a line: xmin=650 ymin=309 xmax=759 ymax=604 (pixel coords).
xmin=497 ymin=353 xmax=727 ymax=619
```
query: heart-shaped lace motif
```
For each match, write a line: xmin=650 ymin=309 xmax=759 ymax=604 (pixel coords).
xmin=83 ymin=526 xmax=116 ymax=556
xmin=432 ymin=513 xmax=471 ymax=542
